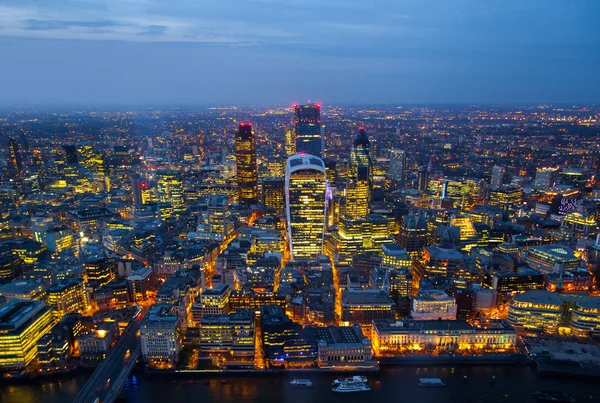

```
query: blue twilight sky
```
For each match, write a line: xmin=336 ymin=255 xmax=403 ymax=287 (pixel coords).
xmin=0 ymin=0 xmax=598 ymax=106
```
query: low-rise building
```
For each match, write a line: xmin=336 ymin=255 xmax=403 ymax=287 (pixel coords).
xmin=371 ymin=318 xmax=517 ymax=356
xmin=312 ymin=325 xmax=373 ymax=368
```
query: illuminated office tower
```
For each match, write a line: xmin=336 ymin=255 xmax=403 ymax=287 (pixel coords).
xmin=62 ymin=145 xmax=78 ymax=165
xmin=262 ymin=177 xmax=285 ymax=215
xmin=294 ymin=104 xmax=323 ymax=158
xmin=208 ymin=195 xmax=234 ymax=240
xmin=285 ymin=154 xmax=327 ymax=261
xmin=46 ymin=278 xmax=88 ymax=320
xmin=285 ymin=127 xmax=296 ymax=156
xmin=389 ymin=149 xmax=408 ymax=187
xmin=350 ymin=127 xmax=372 ymax=183
xmin=342 ymin=179 xmax=370 ymax=219
xmin=235 ymin=123 xmax=258 ymax=205
xmin=8 ymin=138 xmax=23 ymax=177
xmin=84 ymin=256 xmax=114 ymax=287
xmin=0 ymin=299 xmax=55 ymax=368
xmin=157 ymin=170 xmax=184 ymax=207
xmin=490 ymin=165 xmax=505 ymax=190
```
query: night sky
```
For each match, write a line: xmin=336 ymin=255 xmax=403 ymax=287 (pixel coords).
xmin=0 ymin=0 xmax=598 ymax=106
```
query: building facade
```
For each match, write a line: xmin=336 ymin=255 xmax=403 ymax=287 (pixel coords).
xmin=285 ymin=154 xmax=327 ymax=261
xmin=235 ymin=122 xmax=258 ymax=205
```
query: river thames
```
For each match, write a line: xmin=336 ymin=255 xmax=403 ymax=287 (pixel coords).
xmin=1 ymin=365 xmax=597 ymax=403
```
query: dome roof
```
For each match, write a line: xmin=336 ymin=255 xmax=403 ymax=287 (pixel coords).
xmin=353 ymin=127 xmax=370 ymax=148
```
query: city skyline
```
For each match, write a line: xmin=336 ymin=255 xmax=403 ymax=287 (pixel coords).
xmin=0 ymin=0 xmax=598 ymax=106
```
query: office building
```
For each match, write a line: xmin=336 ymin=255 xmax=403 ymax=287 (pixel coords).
xmin=570 ymin=297 xmax=600 ymax=337
xmin=0 ymin=299 xmax=55 ymax=368
xmin=0 ymin=279 xmax=46 ymax=302
xmin=333 ymin=214 xmax=394 ymax=265
xmin=371 ymin=318 xmax=517 ymax=356
xmin=156 ymin=170 xmax=184 ymax=207
xmin=350 ymin=127 xmax=372 ymax=183
xmin=389 ymin=149 xmax=408 ymax=186
xmin=46 ymin=279 xmax=88 ymax=320
xmin=397 ymin=212 xmax=428 ymax=257
xmin=414 ymin=244 xmax=469 ymax=282
xmin=525 ymin=244 xmax=581 ymax=274
xmin=535 ymin=167 xmax=557 ymax=191
xmin=312 ymin=325 xmax=373 ymax=368
xmin=127 ymin=267 xmax=155 ymax=302
xmin=507 ymin=290 xmax=563 ymax=333
xmin=381 ymin=244 xmax=412 ymax=270
xmin=341 ymin=289 xmax=396 ymax=329
xmin=411 ymin=291 xmax=457 ymax=320
xmin=62 ymin=145 xmax=78 ymax=165
xmin=491 ymin=268 xmax=545 ymax=297
xmin=285 ymin=127 xmax=296 ymax=156
xmin=260 ymin=305 xmax=315 ymax=366
xmin=199 ymin=309 xmax=254 ymax=360
xmin=84 ymin=256 xmax=114 ymax=287
xmin=294 ymin=104 xmax=323 ymax=158
xmin=285 ymin=154 xmax=327 ymax=261
xmin=192 ymin=284 xmax=232 ymax=322
xmin=140 ymin=304 xmax=182 ymax=365
xmin=8 ymin=138 xmax=23 ymax=178
xmin=77 ymin=320 xmax=119 ymax=364
xmin=235 ymin=122 xmax=258 ymax=205
xmin=490 ymin=165 xmax=505 ymax=190
xmin=489 ymin=186 xmax=522 ymax=209
xmin=131 ymin=174 xmax=147 ymax=206
xmin=262 ymin=177 xmax=285 ymax=215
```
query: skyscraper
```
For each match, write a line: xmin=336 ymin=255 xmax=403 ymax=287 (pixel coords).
xmin=285 ymin=154 xmax=327 ymax=261
xmin=389 ymin=149 xmax=408 ymax=186
xmin=8 ymin=138 xmax=23 ymax=177
xmin=62 ymin=145 xmax=78 ymax=165
xmin=294 ymin=104 xmax=323 ymax=158
xmin=350 ymin=127 xmax=372 ymax=184
xmin=131 ymin=174 xmax=147 ymax=206
xmin=491 ymin=165 xmax=505 ymax=190
xmin=235 ymin=122 xmax=258 ymax=206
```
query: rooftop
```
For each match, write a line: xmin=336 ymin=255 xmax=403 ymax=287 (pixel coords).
xmin=512 ymin=290 xmax=563 ymax=306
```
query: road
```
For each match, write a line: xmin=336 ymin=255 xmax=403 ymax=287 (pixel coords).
xmin=73 ymin=321 xmax=140 ymax=403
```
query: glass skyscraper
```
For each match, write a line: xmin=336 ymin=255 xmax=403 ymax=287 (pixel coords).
xmin=389 ymin=149 xmax=408 ymax=187
xmin=285 ymin=154 xmax=327 ymax=261
xmin=294 ymin=104 xmax=323 ymax=158
xmin=235 ymin=122 xmax=258 ymax=205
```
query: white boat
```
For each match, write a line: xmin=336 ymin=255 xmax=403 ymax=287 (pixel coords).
xmin=290 ymin=379 xmax=313 ymax=387
xmin=332 ymin=382 xmax=371 ymax=393
xmin=418 ymin=378 xmax=446 ymax=387
xmin=332 ymin=375 xmax=367 ymax=386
